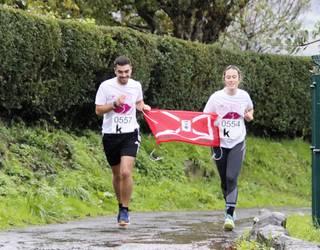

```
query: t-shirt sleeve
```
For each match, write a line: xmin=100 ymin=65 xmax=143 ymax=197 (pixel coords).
xmin=137 ymin=83 xmax=143 ymax=102
xmin=95 ymin=84 xmax=106 ymax=105
xmin=246 ymin=92 xmax=254 ymax=109
xmin=203 ymin=95 xmax=215 ymax=113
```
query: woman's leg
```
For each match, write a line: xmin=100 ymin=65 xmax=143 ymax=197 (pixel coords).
xmin=225 ymin=141 xmax=246 ymax=217
xmin=213 ymin=147 xmax=229 ymax=201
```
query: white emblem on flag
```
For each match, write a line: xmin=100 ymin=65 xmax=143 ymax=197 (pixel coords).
xmin=181 ymin=120 xmax=191 ymax=132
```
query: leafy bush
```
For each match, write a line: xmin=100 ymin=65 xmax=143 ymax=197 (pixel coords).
xmin=0 ymin=6 xmax=313 ymax=137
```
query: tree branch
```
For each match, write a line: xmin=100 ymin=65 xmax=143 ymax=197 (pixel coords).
xmin=299 ymin=38 xmax=320 ymax=47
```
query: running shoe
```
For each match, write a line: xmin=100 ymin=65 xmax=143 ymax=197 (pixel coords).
xmin=118 ymin=208 xmax=130 ymax=227
xmin=223 ymin=214 xmax=235 ymax=231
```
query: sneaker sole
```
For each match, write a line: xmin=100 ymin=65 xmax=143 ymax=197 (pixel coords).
xmin=118 ymin=221 xmax=130 ymax=227
xmin=223 ymin=223 xmax=234 ymax=231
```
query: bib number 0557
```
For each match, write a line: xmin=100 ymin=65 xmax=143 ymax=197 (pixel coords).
xmin=112 ymin=115 xmax=134 ymax=133
xmin=113 ymin=116 xmax=132 ymax=124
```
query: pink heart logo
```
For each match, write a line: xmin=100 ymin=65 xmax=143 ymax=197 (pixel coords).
xmin=114 ymin=104 xmax=132 ymax=114
xmin=223 ymin=112 xmax=241 ymax=119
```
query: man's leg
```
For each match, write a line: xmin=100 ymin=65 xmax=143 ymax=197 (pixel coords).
xmin=117 ymin=156 xmax=135 ymax=226
xmin=102 ymin=133 xmax=123 ymax=223
xmin=111 ymin=164 xmax=121 ymax=204
xmin=111 ymin=164 xmax=123 ymax=224
xmin=103 ymin=133 xmax=122 ymax=204
xmin=117 ymin=129 xmax=139 ymax=226
xmin=119 ymin=156 xmax=135 ymax=207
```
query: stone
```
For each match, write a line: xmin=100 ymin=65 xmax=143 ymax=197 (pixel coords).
xmin=248 ymin=210 xmax=320 ymax=250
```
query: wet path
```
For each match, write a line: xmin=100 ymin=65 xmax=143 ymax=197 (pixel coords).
xmin=0 ymin=208 xmax=310 ymax=250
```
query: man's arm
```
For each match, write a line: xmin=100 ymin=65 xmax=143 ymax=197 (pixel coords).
xmin=95 ymin=95 xmax=126 ymax=116
xmin=136 ymin=100 xmax=151 ymax=111
xmin=95 ymin=103 xmax=114 ymax=116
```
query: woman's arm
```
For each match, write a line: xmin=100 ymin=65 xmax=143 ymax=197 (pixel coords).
xmin=244 ymin=108 xmax=254 ymax=122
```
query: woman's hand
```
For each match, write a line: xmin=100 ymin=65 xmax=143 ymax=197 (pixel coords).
xmin=244 ymin=108 xmax=254 ymax=122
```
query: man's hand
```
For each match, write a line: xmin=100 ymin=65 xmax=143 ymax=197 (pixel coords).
xmin=142 ymin=104 xmax=151 ymax=111
xmin=115 ymin=95 xmax=126 ymax=106
xmin=136 ymin=100 xmax=151 ymax=111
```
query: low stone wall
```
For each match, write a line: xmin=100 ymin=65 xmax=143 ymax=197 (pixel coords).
xmin=248 ymin=209 xmax=320 ymax=250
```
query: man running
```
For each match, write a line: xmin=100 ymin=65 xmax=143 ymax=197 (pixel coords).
xmin=95 ymin=56 xmax=151 ymax=227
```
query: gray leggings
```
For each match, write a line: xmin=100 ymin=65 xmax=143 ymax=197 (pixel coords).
xmin=212 ymin=141 xmax=246 ymax=208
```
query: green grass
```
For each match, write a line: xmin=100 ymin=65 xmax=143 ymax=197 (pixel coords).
xmin=236 ymin=235 xmax=270 ymax=250
xmin=287 ymin=214 xmax=320 ymax=244
xmin=0 ymin=120 xmax=312 ymax=232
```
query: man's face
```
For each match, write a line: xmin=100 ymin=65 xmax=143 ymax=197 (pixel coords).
xmin=114 ymin=64 xmax=132 ymax=85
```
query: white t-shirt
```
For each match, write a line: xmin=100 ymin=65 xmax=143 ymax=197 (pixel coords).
xmin=95 ymin=77 xmax=143 ymax=134
xmin=203 ymin=88 xmax=253 ymax=148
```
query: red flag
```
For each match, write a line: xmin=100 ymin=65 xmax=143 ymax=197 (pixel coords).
xmin=143 ymin=109 xmax=220 ymax=147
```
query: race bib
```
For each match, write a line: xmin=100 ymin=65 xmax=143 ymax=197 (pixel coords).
xmin=219 ymin=118 xmax=244 ymax=140
xmin=111 ymin=114 xmax=135 ymax=133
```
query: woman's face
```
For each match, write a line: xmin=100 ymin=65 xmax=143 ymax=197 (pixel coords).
xmin=224 ymin=69 xmax=240 ymax=90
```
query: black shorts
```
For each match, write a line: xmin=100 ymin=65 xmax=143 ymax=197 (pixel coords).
xmin=102 ymin=129 xmax=140 ymax=166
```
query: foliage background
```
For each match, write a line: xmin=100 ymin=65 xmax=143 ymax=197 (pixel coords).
xmin=0 ymin=120 xmax=311 ymax=229
xmin=0 ymin=6 xmax=313 ymax=137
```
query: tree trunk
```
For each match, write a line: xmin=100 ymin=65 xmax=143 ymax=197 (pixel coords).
xmin=163 ymin=0 xmax=250 ymax=43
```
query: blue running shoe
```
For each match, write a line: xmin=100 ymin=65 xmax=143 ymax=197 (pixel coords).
xmin=118 ymin=208 xmax=130 ymax=227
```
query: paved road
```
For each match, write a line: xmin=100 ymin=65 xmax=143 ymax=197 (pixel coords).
xmin=0 ymin=208 xmax=310 ymax=250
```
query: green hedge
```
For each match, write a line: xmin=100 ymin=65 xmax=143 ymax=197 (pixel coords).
xmin=0 ymin=6 xmax=313 ymax=137
xmin=146 ymin=39 xmax=312 ymax=137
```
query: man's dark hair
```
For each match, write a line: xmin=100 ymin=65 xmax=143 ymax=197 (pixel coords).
xmin=114 ymin=56 xmax=131 ymax=67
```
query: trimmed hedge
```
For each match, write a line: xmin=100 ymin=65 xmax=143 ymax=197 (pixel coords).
xmin=0 ymin=6 xmax=313 ymax=137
